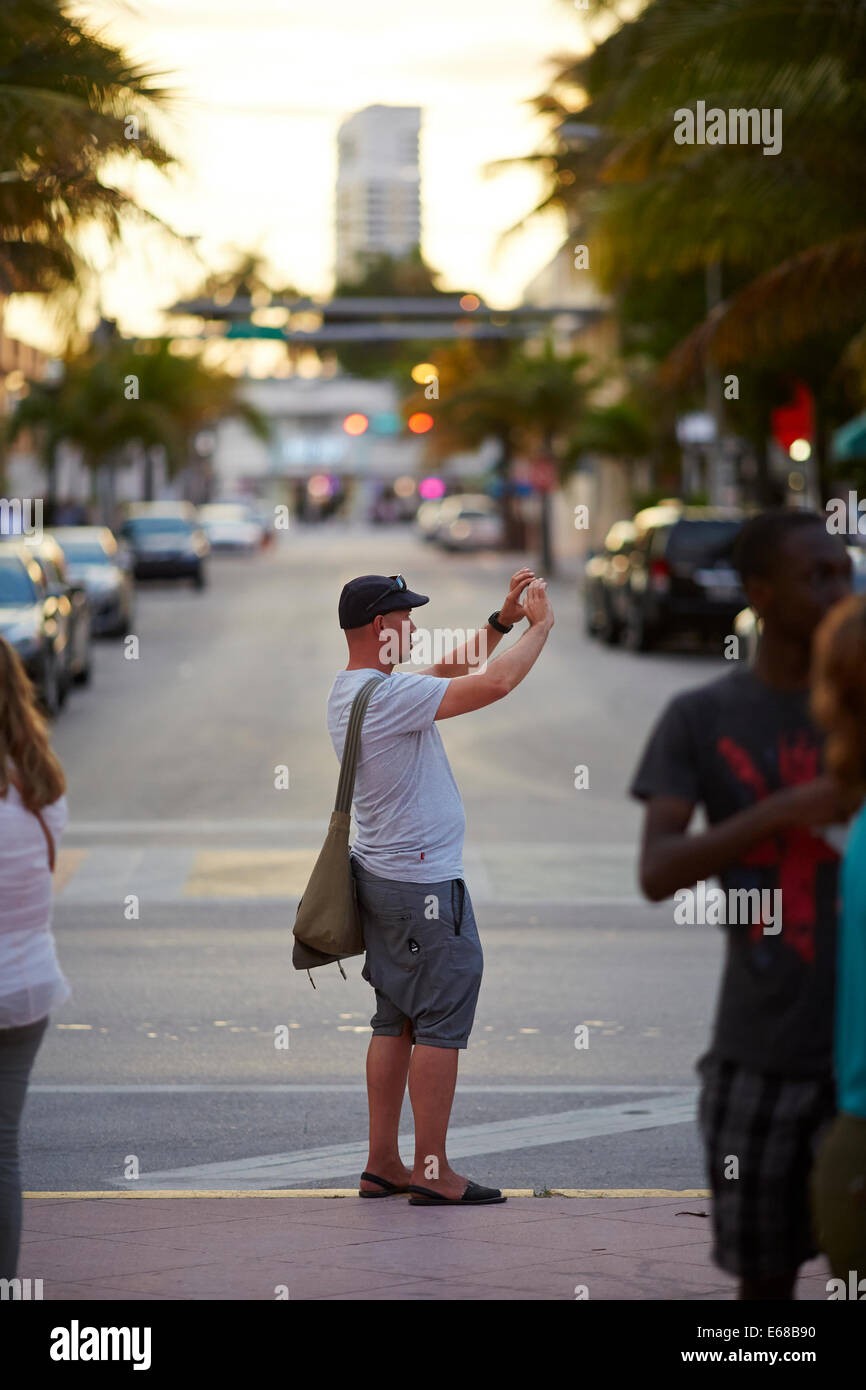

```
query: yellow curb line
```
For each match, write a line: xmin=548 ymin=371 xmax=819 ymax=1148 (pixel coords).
xmin=24 ymin=1188 xmax=710 ymax=1200
xmin=550 ymin=1189 xmax=710 ymax=1198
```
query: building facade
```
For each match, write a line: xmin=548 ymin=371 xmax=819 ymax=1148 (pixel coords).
xmin=335 ymin=106 xmax=422 ymax=282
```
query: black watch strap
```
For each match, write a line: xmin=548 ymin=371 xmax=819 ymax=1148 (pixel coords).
xmin=488 ymin=610 xmax=513 ymax=634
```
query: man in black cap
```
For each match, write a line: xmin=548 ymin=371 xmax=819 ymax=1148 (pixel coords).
xmin=328 ymin=568 xmax=553 ymax=1205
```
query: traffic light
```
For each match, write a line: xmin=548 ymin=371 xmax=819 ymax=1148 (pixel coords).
xmin=342 ymin=413 xmax=369 ymax=436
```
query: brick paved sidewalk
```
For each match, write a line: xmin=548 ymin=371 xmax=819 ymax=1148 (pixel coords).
xmin=17 ymin=1193 xmax=832 ymax=1300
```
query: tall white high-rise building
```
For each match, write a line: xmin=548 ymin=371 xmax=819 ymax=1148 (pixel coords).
xmin=335 ymin=106 xmax=421 ymax=282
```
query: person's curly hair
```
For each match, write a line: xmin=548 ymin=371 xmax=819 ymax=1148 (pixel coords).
xmin=811 ymin=593 xmax=866 ymax=816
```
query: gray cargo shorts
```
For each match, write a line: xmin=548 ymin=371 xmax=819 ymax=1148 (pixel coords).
xmin=350 ymin=855 xmax=484 ymax=1049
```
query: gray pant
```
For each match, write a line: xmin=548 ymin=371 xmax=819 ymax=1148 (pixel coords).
xmin=0 ymin=1014 xmax=49 ymax=1278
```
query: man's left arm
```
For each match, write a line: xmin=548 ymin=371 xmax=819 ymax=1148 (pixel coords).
xmin=413 ymin=567 xmax=535 ymax=678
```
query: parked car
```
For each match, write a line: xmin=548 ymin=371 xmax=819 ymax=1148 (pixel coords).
xmin=614 ymin=504 xmax=746 ymax=652
xmin=734 ymin=543 xmax=866 ymax=663
xmin=49 ymin=526 xmax=135 ymax=637
xmin=123 ymin=501 xmax=199 ymax=524
xmin=415 ymin=498 xmax=445 ymax=542
xmin=583 ymin=520 xmax=637 ymax=643
xmin=0 ymin=543 xmax=65 ymax=715
xmin=433 ymin=495 xmax=504 ymax=551
xmin=242 ymin=501 xmax=275 ymax=546
xmin=119 ymin=515 xmax=209 ymax=588
xmin=196 ymin=502 xmax=263 ymax=552
xmin=26 ymin=535 xmax=93 ymax=692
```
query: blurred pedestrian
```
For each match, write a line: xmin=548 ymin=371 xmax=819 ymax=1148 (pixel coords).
xmin=0 ymin=635 xmax=69 ymax=1278
xmin=630 ymin=509 xmax=853 ymax=1299
xmin=329 ymin=568 xmax=551 ymax=1204
xmin=810 ymin=593 xmax=866 ymax=1283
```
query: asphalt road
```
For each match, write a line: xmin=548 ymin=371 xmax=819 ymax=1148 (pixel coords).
xmin=24 ymin=521 xmax=729 ymax=1192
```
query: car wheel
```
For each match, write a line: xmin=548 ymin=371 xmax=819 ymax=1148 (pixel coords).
xmin=624 ymin=602 xmax=654 ymax=653
xmin=193 ymin=567 xmax=206 ymax=590
xmin=74 ymin=655 xmax=92 ymax=686
xmin=600 ymin=602 xmax=621 ymax=646
xmin=39 ymin=652 xmax=61 ymax=718
xmin=57 ymin=663 xmax=71 ymax=707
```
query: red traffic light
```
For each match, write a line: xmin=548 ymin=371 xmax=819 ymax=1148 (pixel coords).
xmin=408 ymin=412 xmax=434 ymax=434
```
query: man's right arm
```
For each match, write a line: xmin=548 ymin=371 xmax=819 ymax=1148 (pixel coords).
xmin=640 ymin=778 xmax=850 ymax=901
xmin=435 ymin=579 xmax=553 ymax=720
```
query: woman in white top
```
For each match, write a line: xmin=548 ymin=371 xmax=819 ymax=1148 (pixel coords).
xmin=0 ymin=633 xmax=69 ymax=1278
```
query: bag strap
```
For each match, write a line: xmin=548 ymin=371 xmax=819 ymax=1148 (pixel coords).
xmin=334 ymin=675 xmax=384 ymax=815
xmin=7 ymin=767 xmax=56 ymax=872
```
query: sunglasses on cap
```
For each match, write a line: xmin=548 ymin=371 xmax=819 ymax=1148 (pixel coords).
xmin=364 ymin=574 xmax=408 ymax=614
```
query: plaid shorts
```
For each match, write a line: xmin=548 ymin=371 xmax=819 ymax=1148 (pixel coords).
xmin=697 ymin=1054 xmax=837 ymax=1280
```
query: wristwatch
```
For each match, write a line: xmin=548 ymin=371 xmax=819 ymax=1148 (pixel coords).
xmin=488 ymin=610 xmax=513 ymax=634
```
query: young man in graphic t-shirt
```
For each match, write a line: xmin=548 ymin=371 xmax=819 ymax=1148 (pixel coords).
xmin=328 ymin=569 xmax=553 ymax=1206
xmin=630 ymin=510 xmax=853 ymax=1299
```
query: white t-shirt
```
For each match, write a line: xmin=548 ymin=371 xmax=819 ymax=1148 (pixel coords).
xmin=326 ymin=667 xmax=466 ymax=882
xmin=0 ymin=770 xmax=70 ymax=1028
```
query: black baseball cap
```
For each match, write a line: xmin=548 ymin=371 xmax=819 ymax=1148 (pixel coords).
xmin=339 ymin=573 xmax=429 ymax=629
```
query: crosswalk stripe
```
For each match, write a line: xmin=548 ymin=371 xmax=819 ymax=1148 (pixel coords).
xmin=107 ymin=1094 xmax=698 ymax=1190
xmin=53 ymin=842 xmax=642 ymax=905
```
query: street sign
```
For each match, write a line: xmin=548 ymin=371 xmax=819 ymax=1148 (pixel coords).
xmin=676 ymin=412 xmax=716 ymax=445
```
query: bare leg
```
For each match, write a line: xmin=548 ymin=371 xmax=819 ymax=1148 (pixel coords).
xmin=408 ymin=1043 xmax=468 ymax=1199
xmin=360 ymin=1019 xmax=413 ymax=1192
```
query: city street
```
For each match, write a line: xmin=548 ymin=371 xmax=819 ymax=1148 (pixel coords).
xmin=23 ymin=524 xmax=727 ymax=1194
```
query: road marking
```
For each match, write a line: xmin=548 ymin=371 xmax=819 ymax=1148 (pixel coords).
xmin=23 ymin=1188 xmax=709 ymax=1199
xmin=102 ymin=1094 xmax=698 ymax=1190
xmin=63 ymin=820 xmax=331 ymax=835
xmin=31 ymin=1083 xmax=698 ymax=1094
xmin=52 ymin=841 xmax=645 ymax=906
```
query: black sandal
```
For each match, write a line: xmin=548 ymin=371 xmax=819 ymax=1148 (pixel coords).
xmin=407 ymin=1180 xmax=506 ymax=1206
xmin=358 ymin=1170 xmax=410 ymax=1198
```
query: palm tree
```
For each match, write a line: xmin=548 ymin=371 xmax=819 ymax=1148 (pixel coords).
xmin=6 ymin=338 xmax=270 ymax=519
xmin=413 ymin=338 xmax=593 ymax=570
xmin=520 ymin=0 xmax=866 ymax=496
xmin=0 ymin=0 xmax=175 ymax=298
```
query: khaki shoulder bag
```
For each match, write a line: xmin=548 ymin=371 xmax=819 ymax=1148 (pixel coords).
xmin=292 ymin=675 xmax=383 ymax=985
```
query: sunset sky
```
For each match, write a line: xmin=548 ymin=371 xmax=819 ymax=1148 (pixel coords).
xmin=8 ymin=0 xmax=599 ymax=352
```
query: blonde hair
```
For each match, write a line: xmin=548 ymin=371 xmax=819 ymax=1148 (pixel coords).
xmin=811 ymin=593 xmax=866 ymax=816
xmin=0 ymin=634 xmax=66 ymax=811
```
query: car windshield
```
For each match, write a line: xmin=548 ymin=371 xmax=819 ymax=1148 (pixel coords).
xmin=667 ymin=520 xmax=742 ymax=563
xmin=125 ymin=518 xmax=192 ymax=535
xmin=54 ymin=540 xmax=110 ymax=563
xmin=0 ymin=557 xmax=37 ymax=605
xmin=199 ymin=506 xmax=245 ymax=522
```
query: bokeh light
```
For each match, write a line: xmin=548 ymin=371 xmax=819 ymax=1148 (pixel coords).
xmin=419 ymin=476 xmax=446 ymax=500
xmin=408 ymin=412 xmax=434 ymax=434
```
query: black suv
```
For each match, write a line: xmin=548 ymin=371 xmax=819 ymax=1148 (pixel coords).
xmin=612 ymin=505 xmax=745 ymax=652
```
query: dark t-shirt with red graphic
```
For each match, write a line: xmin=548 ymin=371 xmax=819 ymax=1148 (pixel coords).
xmin=630 ymin=667 xmax=840 ymax=1078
